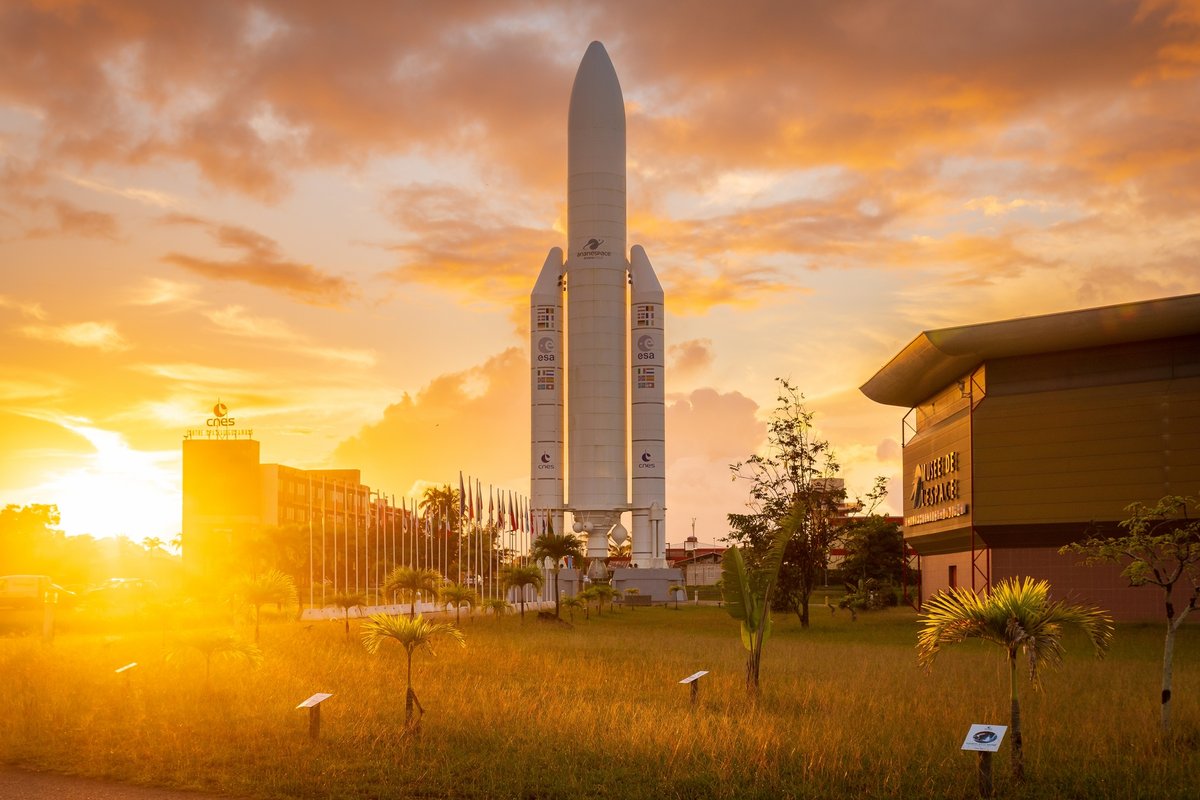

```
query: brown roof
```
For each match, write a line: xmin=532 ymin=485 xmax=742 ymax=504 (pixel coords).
xmin=860 ymin=293 xmax=1200 ymax=407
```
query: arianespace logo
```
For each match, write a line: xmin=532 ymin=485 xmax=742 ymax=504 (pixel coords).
xmin=575 ymin=237 xmax=611 ymax=259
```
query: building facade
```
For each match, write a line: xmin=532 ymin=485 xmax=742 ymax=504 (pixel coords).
xmin=861 ymin=294 xmax=1200 ymax=620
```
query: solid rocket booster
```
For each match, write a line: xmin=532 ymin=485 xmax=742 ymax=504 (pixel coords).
xmin=531 ymin=41 xmax=666 ymax=566
xmin=530 ymin=248 xmax=565 ymax=541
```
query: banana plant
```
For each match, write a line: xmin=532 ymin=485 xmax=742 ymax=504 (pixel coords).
xmin=722 ymin=523 xmax=791 ymax=694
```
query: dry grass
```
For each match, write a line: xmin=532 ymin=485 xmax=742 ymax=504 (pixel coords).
xmin=1 ymin=604 xmax=1197 ymax=799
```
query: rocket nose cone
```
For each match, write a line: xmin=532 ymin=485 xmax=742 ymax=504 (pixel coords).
xmin=569 ymin=41 xmax=623 ymax=129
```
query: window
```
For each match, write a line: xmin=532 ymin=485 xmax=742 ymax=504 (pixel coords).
xmin=948 ymin=564 xmax=958 ymax=589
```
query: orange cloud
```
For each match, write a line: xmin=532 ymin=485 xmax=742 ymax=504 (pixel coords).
xmin=668 ymin=338 xmax=715 ymax=380
xmin=161 ymin=214 xmax=356 ymax=306
xmin=18 ymin=320 xmax=128 ymax=351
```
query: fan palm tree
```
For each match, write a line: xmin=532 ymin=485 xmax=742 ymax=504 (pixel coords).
xmin=668 ymin=583 xmax=686 ymax=610
xmin=481 ymin=597 xmax=510 ymax=620
xmin=499 ymin=564 xmax=544 ymax=620
xmin=591 ymin=584 xmax=615 ymax=615
xmin=167 ymin=631 xmax=262 ymax=684
xmin=576 ymin=587 xmax=596 ymax=619
xmin=331 ymin=591 xmax=368 ymax=639
xmin=917 ymin=576 xmax=1113 ymax=783
xmin=561 ymin=594 xmax=585 ymax=623
xmin=529 ymin=531 xmax=585 ymax=619
xmin=238 ymin=570 xmax=298 ymax=642
xmin=439 ymin=583 xmax=478 ymax=625
xmin=383 ymin=566 xmax=443 ymax=619
xmin=360 ymin=613 xmax=465 ymax=731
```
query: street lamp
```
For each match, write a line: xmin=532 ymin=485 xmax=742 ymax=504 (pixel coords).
xmin=684 ymin=518 xmax=698 ymax=586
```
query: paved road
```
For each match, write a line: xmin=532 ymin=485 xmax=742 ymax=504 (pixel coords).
xmin=0 ymin=769 xmax=246 ymax=800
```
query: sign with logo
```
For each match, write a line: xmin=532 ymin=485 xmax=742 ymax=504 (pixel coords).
xmin=574 ymin=237 xmax=612 ymax=260
xmin=906 ymin=449 xmax=969 ymax=527
xmin=536 ymin=336 xmax=557 ymax=363
xmin=184 ymin=400 xmax=253 ymax=440
xmin=961 ymin=724 xmax=1006 ymax=752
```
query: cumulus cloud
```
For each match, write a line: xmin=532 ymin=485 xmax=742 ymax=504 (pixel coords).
xmin=668 ymin=338 xmax=715 ymax=379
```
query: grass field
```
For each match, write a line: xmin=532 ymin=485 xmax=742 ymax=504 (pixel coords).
xmin=1 ymin=602 xmax=1197 ymax=799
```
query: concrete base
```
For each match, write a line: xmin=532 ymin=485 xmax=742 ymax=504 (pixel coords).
xmin=610 ymin=567 xmax=683 ymax=603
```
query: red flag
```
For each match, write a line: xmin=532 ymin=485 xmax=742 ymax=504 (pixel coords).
xmin=508 ymin=491 xmax=516 ymax=531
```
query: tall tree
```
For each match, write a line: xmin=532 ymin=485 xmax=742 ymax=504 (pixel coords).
xmin=360 ymin=613 xmax=465 ymax=732
xmin=383 ymin=566 xmax=443 ymax=619
xmin=728 ymin=379 xmax=846 ymax=628
xmin=529 ymin=531 xmax=584 ymax=619
xmin=1060 ymin=493 xmax=1200 ymax=735
xmin=917 ymin=577 xmax=1113 ymax=784
xmin=839 ymin=515 xmax=904 ymax=585
xmin=499 ymin=564 xmax=544 ymax=620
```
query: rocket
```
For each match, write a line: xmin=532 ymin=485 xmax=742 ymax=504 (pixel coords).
xmin=530 ymin=41 xmax=667 ymax=570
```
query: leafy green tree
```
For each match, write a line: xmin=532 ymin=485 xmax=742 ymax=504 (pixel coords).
xmin=722 ymin=525 xmax=790 ymax=694
xmin=439 ymin=583 xmax=478 ymax=625
xmin=238 ymin=569 xmax=298 ymax=642
xmin=500 ymin=564 xmax=544 ymax=620
xmin=917 ymin=577 xmax=1113 ymax=784
xmin=0 ymin=503 xmax=63 ymax=574
xmin=383 ymin=566 xmax=443 ymax=619
xmin=331 ymin=591 xmax=368 ymax=639
xmin=1060 ymin=493 xmax=1200 ymax=734
xmin=728 ymin=379 xmax=848 ymax=628
xmin=361 ymin=613 xmax=465 ymax=731
xmin=839 ymin=513 xmax=903 ymax=584
xmin=167 ymin=631 xmax=262 ymax=684
xmin=530 ymin=531 xmax=585 ymax=619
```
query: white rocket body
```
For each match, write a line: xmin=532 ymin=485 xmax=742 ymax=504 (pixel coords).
xmin=530 ymin=41 xmax=667 ymax=566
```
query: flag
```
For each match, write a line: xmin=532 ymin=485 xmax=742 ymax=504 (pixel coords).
xmin=488 ymin=486 xmax=494 ymax=526
xmin=468 ymin=475 xmax=476 ymax=521
xmin=475 ymin=479 xmax=482 ymax=523
xmin=458 ymin=471 xmax=466 ymax=521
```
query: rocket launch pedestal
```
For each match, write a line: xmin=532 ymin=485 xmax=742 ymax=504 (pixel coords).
xmin=530 ymin=42 xmax=677 ymax=594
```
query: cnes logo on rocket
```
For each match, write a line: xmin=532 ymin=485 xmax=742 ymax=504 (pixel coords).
xmin=576 ymin=237 xmax=611 ymax=259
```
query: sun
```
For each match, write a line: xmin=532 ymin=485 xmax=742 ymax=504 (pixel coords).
xmin=34 ymin=421 xmax=181 ymax=542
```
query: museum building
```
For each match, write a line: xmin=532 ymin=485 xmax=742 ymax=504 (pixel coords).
xmin=860 ymin=294 xmax=1200 ymax=621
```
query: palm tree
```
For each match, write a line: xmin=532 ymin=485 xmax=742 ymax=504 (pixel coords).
xmin=529 ymin=532 xmax=585 ymax=619
xmin=499 ymin=564 xmax=544 ymax=620
xmin=668 ymin=583 xmax=686 ymax=610
xmin=383 ymin=566 xmax=443 ymax=619
xmin=577 ymin=587 xmax=597 ymax=619
xmin=481 ymin=597 xmax=510 ymax=620
xmin=439 ymin=583 xmax=478 ymax=625
xmin=331 ymin=591 xmax=368 ymax=639
xmin=360 ymin=613 xmax=465 ymax=731
xmin=591 ymin=584 xmax=615 ymax=615
xmin=238 ymin=570 xmax=298 ymax=642
xmin=167 ymin=631 xmax=262 ymax=684
xmin=562 ymin=594 xmax=585 ymax=623
xmin=917 ymin=576 xmax=1113 ymax=783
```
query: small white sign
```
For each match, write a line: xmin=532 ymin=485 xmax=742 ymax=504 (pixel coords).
xmin=679 ymin=670 xmax=709 ymax=685
xmin=961 ymin=724 xmax=1007 ymax=752
xmin=296 ymin=692 xmax=333 ymax=709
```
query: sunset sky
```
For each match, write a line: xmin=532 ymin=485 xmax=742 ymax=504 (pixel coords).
xmin=2 ymin=0 xmax=1199 ymax=546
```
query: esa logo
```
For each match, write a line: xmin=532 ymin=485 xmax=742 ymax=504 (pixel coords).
xmin=636 ymin=334 xmax=656 ymax=360
xmin=537 ymin=336 xmax=556 ymax=362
